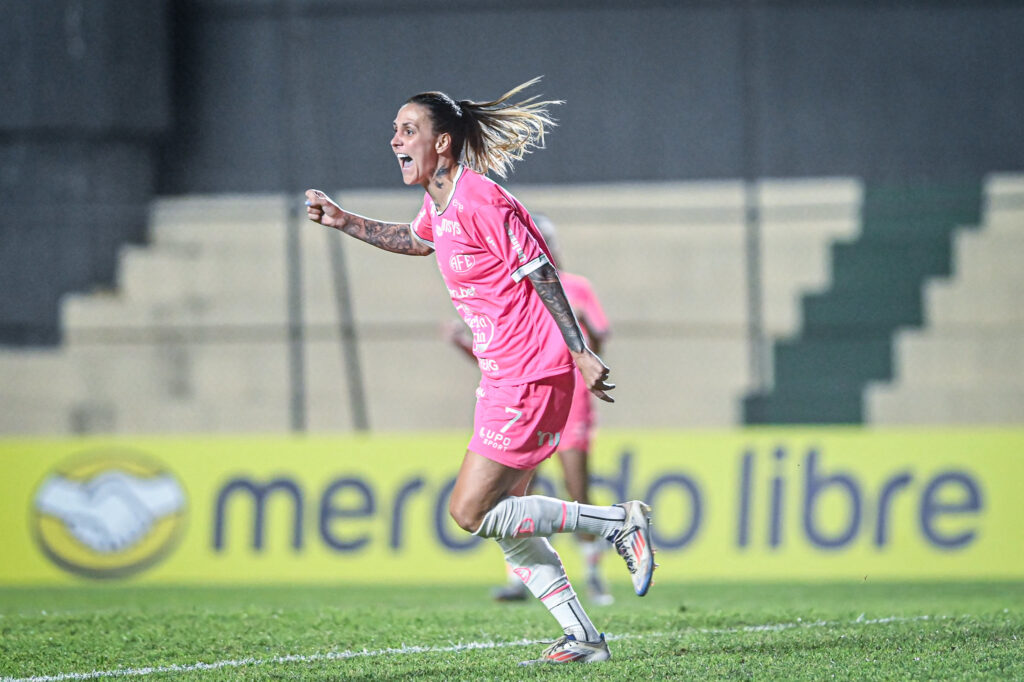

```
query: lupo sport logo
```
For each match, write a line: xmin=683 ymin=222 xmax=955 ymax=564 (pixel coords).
xmin=31 ymin=449 xmax=187 ymax=579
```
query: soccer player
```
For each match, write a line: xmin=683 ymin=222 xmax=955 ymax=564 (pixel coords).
xmin=305 ymin=78 xmax=655 ymax=665
xmin=444 ymin=214 xmax=615 ymax=607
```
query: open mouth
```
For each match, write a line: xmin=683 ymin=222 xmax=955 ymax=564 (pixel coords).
xmin=397 ymin=154 xmax=412 ymax=170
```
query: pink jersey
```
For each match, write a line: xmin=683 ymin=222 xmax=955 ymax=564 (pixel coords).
xmin=411 ymin=166 xmax=574 ymax=385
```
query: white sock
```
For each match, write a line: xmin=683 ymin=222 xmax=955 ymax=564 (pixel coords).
xmin=498 ymin=536 xmax=600 ymax=642
xmin=473 ymin=495 xmax=577 ymax=538
xmin=474 ymin=495 xmax=625 ymax=540
xmin=575 ymin=503 xmax=627 ymax=540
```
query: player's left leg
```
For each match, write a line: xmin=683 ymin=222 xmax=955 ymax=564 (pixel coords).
xmin=472 ymin=493 xmax=656 ymax=597
xmin=450 ymin=450 xmax=625 ymax=541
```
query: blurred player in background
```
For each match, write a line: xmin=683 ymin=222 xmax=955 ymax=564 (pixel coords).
xmin=444 ymin=213 xmax=614 ymax=606
xmin=305 ymin=78 xmax=655 ymax=665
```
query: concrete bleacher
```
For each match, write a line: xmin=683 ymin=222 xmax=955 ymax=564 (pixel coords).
xmin=0 ymin=178 xmax=864 ymax=434
xmin=745 ymin=178 xmax=986 ymax=423
xmin=514 ymin=179 xmax=863 ymax=426
xmin=866 ymin=174 xmax=1024 ymax=424
xmin=757 ymin=178 xmax=862 ymax=339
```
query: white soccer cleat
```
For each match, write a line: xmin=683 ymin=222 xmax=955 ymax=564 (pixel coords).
xmin=520 ymin=634 xmax=611 ymax=665
xmin=613 ymin=500 xmax=656 ymax=596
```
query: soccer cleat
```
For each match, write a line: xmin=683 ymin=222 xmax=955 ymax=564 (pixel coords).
xmin=491 ymin=582 xmax=529 ymax=602
xmin=520 ymin=634 xmax=611 ymax=665
xmin=612 ymin=500 xmax=656 ymax=596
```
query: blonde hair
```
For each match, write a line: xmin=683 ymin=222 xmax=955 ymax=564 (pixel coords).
xmin=408 ymin=77 xmax=562 ymax=179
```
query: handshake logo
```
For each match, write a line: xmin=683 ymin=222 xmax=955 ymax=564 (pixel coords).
xmin=32 ymin=451 xmax=187 ymax=579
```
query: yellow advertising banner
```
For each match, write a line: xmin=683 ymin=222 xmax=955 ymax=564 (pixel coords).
xmin=1 ymin=429 xmax=1022 ymax=585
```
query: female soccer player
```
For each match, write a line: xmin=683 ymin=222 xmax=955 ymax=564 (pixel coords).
xmin=305 ymin=78 xmax=655 ymax=665
xmin=446 ymin=214 xmax=615 ymax=607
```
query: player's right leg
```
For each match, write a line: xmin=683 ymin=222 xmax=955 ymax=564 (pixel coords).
xmin=466 ymin=485 xmax=657 ymax=597
xmin=448 ymin=451 xmax=607 ymax=659
xmin=611 ymin=500 xmax=657 ymax=597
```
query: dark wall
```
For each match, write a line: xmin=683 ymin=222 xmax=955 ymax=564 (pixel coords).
xmin=1 ymin=0 xmax=170 ymax=344
xmin=159 ymin=0 xmax=1024 ymax=194
xmin=3 ymin=0 xmax=1023 ymax=345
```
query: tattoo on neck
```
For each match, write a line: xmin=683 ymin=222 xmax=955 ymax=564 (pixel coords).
xmin=433 ymin=165 xmax=451 ymax=190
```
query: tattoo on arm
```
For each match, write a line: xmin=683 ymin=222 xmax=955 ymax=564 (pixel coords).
xmin=335 ymin=214 xmax=433 ymax=256
xmin=528 ymin=262 xmax=586 ymax=353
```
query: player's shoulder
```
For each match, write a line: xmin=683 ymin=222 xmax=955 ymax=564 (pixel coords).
xmin=453 ymin=169 xmax=517 ymax=223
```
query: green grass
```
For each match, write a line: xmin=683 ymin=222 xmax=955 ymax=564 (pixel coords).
xmin=1 ymin=582 xmax=1023 ymax=680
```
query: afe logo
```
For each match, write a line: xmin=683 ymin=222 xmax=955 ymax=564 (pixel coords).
xmin=32 ymin=449 xmax=188 ymax=579
xmin=449 ymin=252 xmax=476 ymax=273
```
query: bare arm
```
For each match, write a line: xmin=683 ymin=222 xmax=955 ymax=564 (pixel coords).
xmin=528 ymin=262 xmax=615 ymax=403
xmin=305 ymin=189 xmax=433 ymax=256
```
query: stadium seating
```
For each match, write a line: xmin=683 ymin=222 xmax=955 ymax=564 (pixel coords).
xmin=9 ymin=175 xmax=1016 ymax=434
xmin=866 ymin=174 xmax=1024 ymax=424
xmin=744 ymin=180 xmax=986 ymax=423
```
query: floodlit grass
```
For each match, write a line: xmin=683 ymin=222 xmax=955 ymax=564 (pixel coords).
xmin=1 ymin=582 xmax=1022 ymax=680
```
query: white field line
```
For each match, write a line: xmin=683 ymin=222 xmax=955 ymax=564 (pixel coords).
xmin=1 ymin=614 xmax=944 ymax=682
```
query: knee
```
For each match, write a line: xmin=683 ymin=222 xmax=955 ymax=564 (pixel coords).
xmin=448 ymin=497 xmax=485 ymax=534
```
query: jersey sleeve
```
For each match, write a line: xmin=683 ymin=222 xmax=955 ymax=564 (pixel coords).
xmin=470 ymin=204 xmax=550 ymax=282
xmin=410 ymin=194 xmax=434 ymax=248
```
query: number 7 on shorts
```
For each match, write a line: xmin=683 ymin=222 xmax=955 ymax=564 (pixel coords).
xmin=501 ymin=407 xmax=523 ymax=433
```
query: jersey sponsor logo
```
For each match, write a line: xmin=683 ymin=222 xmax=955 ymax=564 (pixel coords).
xmin=506 ymin=223 xmax=528 ymax=263
xmin=438 ymin=218 xmax=462 ymax=237
xmin=448 ymin=285 xmax=476 ymax=299
xmin=478 ymin=427 xmax=512 ymax=451
xmin=465 ymin=312 xmax=495 ymax=353
xmin=449 ymin=252 xmax=476 ymax=273
xmin=478 ymin=358 xmax=500 ymax=373
xmin=537 ymin=431 xmax=561 ymax=447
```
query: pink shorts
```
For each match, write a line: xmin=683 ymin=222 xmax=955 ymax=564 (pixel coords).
xmin=559 ymin=369 xmax=596 ymax=452
xmin=468 ymin=371 xmax=575 ymax=470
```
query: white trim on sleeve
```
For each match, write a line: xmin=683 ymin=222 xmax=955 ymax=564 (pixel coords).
xmin=410 ymin=224 xmax=434 ymax=249
xmin=511 ymin=254 xmax=550 ymax=283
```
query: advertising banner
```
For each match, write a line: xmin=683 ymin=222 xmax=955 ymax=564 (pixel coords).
xmin=1 ymin=429 xmax=1021 ymax=585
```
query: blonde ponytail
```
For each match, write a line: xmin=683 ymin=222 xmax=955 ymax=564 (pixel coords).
xmin=408 ymin=77 xmax=562 ymax=178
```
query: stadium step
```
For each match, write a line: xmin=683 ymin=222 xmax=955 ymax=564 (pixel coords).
xmin=864 ymin=173 xmax=1024 ymax=424
xmin=0 ymin=179 xmax=865 ymax=433
xmin=744 ymin=179 xmax=985 ymax=424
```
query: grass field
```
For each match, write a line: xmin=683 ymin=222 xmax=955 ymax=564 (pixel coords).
xmin=1 ymin=581 xmax=1022 ymax=680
